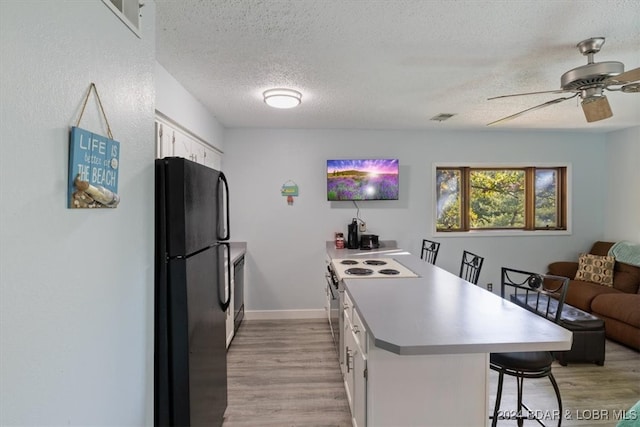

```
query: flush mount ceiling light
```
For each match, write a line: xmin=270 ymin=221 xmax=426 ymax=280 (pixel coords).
xmin=263 ymin=89 xmax=302 ymax=109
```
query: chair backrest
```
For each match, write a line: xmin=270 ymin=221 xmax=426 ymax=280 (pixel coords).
xmin=459 ymin=250 xmax=484 ymax=284
xmin=421 ymin=239 xmax=440 ymax=264
xmin=500 ymin=267 xmax=570 ymax=324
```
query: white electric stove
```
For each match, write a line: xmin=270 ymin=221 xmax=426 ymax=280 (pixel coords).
xmin=330 ymin=258 xmax=419 ymax=280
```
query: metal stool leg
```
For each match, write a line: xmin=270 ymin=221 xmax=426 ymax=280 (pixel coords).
xmin=517 ymin=376 xmax=524 ymax=427
xmin=548 ymin=372 xmax=563 ymax=427
xmin=492 ymin=371 xmax=505 ymax=427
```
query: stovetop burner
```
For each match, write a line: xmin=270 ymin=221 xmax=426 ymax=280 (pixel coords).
xmin=331 ymin=258 xmax=419 ymax=279
xmin=345 ymin=268 xmax=374 ymax=276
xmin=363 ymin=260 xmax=387 ymax=266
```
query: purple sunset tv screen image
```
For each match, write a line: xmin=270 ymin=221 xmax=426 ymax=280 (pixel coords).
xmin=327 ymin=159 xmax=399 ymax=201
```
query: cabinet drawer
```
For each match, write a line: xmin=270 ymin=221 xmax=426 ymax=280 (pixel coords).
xmin=352 ymin=308 xmax=367 ymax=354
xmin=343 ymin=291 xmax=354 ymax=321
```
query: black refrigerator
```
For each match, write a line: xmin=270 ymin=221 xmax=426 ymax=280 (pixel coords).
xmin=155 ymin=157 xmax=231 ymax=427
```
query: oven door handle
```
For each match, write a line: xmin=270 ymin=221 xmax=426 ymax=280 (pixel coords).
xmin=325 ymin=274 xmax=338 ymax=298
xmin=328 ymin=281 xmax=338 ymax=300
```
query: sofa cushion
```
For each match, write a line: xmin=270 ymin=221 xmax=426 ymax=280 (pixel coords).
xmin=590 ymin=241 xmax=615 ymax=256
xmin=591 ymin=293 xmax=640 ymax=329
xmin=565 ymin=279 xmax=621 ymax=312
xmin=613 ymin=269 xmax=640 ymax=294
xmin=575 ymin=253 xmax=615 ymax=286
xmin=613 ymin=262 xmax=640 ymax=294
xmin=547 ymin=261 xmax=579 ymax=280
xmin=590 ymin=241 xmax=640 ymax=293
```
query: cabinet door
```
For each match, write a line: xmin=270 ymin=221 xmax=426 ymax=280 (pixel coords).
xmin=203 ymin=145 xmax=222 ymax=170
xmin=172 ymin=129 xmax=192 ymax=160
xmin=156 ymin=122 xmax=174 ymax=158
xmin=343 ymin=313 xmax=355 ymax=411
xmin=353 ymin=346 xmax=367 ymax=427
xmin=190 ymin=139 xmax=206 ymax=165
xmin=325 ymin=284 xmax=331 ymax=322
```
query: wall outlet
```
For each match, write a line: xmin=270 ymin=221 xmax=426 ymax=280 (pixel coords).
xmin=486 ymin=283 xmax=493 ymax=292
xmin=359 ymin=222 xmax=366 ymax=232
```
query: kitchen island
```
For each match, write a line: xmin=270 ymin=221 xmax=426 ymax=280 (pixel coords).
xmin=325 ymin=242 xmax=572 ymax=427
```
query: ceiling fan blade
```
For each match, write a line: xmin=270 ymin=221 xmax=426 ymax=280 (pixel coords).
xmin=487 ymin=94 xmax=579 ymax=126
xmin=603 ymin=67 xmax=640 ymax=85
xmin=488 ymin=89 xmax=575 ymax=100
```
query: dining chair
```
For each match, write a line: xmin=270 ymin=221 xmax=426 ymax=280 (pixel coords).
xmin=420 ymin=239 xmax=440 ymax=264
xmin=490 ymin=267 xmax=570 ymax=427
xmin=458 ymin=250 xmax=484 ymax=285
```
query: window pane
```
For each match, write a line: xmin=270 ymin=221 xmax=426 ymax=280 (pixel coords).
xmin=469 ymin=170 xmax=525 ymax=228
xmin=535 ymin=169 xmax=557 ymax=228
xmin=436 ymin=169 xmax=461 ymax=229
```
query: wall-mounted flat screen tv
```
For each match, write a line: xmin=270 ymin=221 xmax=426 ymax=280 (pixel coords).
xmin=327 ymin=159 xmax=399 ymax=201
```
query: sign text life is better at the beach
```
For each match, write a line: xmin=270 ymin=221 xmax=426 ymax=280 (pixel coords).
xmin=67 ymin=126 xmax=120 ymax=208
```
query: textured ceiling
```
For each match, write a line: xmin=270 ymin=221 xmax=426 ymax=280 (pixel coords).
xmin=156 ymin=0 xmax=640 ymax=132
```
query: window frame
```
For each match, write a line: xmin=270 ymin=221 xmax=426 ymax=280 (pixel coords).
xmin=102 ymin=0 xmax=142 ymax=38
xmin=432 ymin=162 xmax=571 ymax=237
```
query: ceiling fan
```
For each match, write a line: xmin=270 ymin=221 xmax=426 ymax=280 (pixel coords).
xmin=487 ymin=37 xmax=640 ymax=126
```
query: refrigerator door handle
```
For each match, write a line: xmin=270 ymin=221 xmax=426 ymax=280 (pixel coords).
xmin=217 ymin=172 xmax=230 ymax=241
xmin=218 ymin=242 xmax=231 ymax=311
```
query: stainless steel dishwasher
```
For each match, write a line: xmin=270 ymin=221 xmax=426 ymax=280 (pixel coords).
xmin=233 ymin=255 xmax=244 ymax=333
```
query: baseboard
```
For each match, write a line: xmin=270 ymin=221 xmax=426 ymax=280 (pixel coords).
xmin=245 ymin=309 xmax=326 ymax=320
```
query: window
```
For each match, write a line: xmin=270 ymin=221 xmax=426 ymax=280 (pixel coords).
xmin=435 ymin=166 xmax=568 ymax=233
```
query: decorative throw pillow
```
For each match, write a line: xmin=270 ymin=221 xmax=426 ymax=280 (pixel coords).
xmin=575 ymin=253 xmax=615 ymax=287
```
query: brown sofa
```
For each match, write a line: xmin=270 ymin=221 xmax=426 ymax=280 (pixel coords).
xmin=547 ymin=241 xmax=640 ymax=351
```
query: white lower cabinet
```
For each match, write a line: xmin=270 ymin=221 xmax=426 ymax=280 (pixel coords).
xmin=343 ymin=312 xmax=355 ymax=410
xmin=353 ymin=342 xmax=367 ymax=427
xmin=324 ymin=283 xmax=331 ymax=322
xmin=342 ymin=293 xmax=367 ymax=427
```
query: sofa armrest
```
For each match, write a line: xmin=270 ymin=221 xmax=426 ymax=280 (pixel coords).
xmin=548 ymin=261 xmax=578 ymax=279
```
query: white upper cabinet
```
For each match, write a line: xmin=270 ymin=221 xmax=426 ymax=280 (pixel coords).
xmin=155 ymin=119 xmax=223 ymax=171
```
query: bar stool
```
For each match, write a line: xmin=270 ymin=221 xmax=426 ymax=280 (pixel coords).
xmin=459 ymin=250 xmax=484 ymax=285
xmin=420 ymin=239 xmax=440 ymax=264
xmin=490 ymin=267 xmax=570 ymax=427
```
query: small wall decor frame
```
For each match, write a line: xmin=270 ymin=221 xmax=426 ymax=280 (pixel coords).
xmin=281 ymin=180 xmax=299 ymax=206
xmin=68 ymin=83 xmax=121 ymax=209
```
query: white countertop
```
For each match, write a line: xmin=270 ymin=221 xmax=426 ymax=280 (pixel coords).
xmin=327 ymin=242 xmax=573 ymax=356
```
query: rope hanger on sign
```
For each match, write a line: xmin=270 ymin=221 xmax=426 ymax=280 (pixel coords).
xmin=76 ymin=82 xmax=113 ymax=139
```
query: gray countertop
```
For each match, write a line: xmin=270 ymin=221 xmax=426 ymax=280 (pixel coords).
xmin=326 ymin=242 xmax=573 ymax=356
xmin=229 ymin=241 xmax=247 ymax=264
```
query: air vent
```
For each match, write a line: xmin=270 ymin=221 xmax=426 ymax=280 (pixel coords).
xmin=430 ymin=113 xmax=456 ymax=122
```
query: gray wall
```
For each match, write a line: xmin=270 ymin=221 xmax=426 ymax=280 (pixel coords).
xmin=605 ymin=127 xmax=640 ymax=242
xmin=155 ymin=61 xmax=225 ymax=152
xmin=223 ymin=128 xmax=612 ymax=312
xmin=0 ymin=2 xmax=156 ymax=425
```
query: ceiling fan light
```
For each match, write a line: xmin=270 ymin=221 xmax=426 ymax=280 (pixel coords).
xmin=263 ymin=89 xmax=302 ymax=109
xmin=581 ymin=95 xmax=612 ymax=122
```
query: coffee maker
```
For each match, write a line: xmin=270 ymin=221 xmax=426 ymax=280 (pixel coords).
xmin=347 ymin=218 xmax=359 ymax=249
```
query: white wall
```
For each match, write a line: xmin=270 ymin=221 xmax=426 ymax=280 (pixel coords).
xmin=155 ymin=62 xmax=225 ymax=152
xmin=604 ymin=126 xmax=640 ymax=243
xmin=0 ymin=2 xmax=155 ymax=425
xmin=223 ymin=129 xmax=608 ymax=312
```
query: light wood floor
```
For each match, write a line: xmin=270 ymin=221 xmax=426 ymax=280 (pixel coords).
xmin=223 ymin=319 xmax=351 ymax=426
xmin=223 ymin=319 xmax=640 ymax=427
